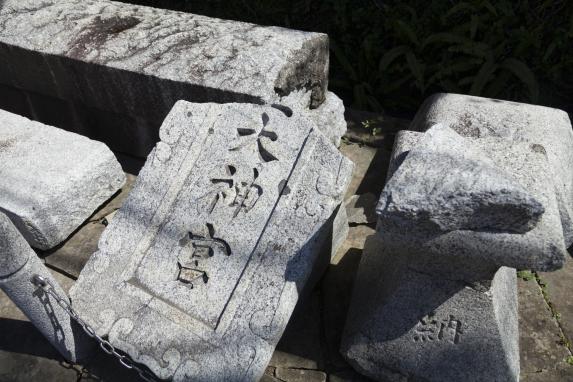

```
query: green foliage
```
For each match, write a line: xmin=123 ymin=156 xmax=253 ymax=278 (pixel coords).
xmin=517 ymin=270 xmax=535 ymax=281
xmin=566 ymin=355 xmax=573 ymax=366
xmin=325 ymin=0 xmax=573 ymax=113
xmin=125 ymin=0 xmax=573 ymax=115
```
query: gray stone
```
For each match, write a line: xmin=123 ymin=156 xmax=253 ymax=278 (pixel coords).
xmin=378 ymin=124 xmax=544 ymax=234
xmin=0 ymin=0 xmax=344 ymax=156
xmin=282 ymin=90 xmax=348 ymax=147
xmin=69 ymin=100 xmax=353 ymax=381
xmin=341 ymin=236 xmax=519 ymax=382
xmin=411 ymin=93 xmax=573 ymax=247
xmin=0 ymin=108 xmax=125 ymax=250
xmin=342 ymin=118 xmax=569 ymax=382
xmin=380 ymin=126 xmax=567 ymax=278
xmin=0 ymin=212 xmax=92 ymax=363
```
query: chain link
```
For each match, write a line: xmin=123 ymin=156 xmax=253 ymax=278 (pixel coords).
xmin=30 ymin=274 xmax=159 ymax=382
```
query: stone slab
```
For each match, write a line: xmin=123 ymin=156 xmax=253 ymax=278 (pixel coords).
xmin=70 ymin=100 xmax=352 ymax=381
xmin=0 ymin=108 xmax=125 ymax=250
xmin=0 ymin=0 xmax=343 ymax=156
xmin=381 ymin=128 xmax=567 ymax=278
xmin=411 ymin=93 xmax=573 ymax=247
xmin=341 ymin=236 xmax=520 ymax=382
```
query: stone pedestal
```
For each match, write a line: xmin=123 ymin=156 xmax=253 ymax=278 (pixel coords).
xmin=0 ymin=213 xmax=92 ymax=362
xmin=342 ymin=236 xmax=519 ymax=382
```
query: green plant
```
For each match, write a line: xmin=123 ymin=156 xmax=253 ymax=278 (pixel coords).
xmin=566 ymin=355 xmax=573 ymax=366
xmin=517 ymin=270 xmax=535 ymax=281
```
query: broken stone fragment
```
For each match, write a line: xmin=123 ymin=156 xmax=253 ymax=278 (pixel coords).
xmin=0 ymin=212 xmax=93 ymax=362
xmin=0 ymin=0 xmax=343 ymax=156
xmin=380 ymin=128 xmax=566 ymax=277
xmin=378 ymin=124 xmax=544 ymax=234
xmin=70 ymin=100 xmax=352 ymax=381
xmin=411 ymin=93 xmax=573 ymax=247
xmin=0 ymin=108 xmax=125 ymax=250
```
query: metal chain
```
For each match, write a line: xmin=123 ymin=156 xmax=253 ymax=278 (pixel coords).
xmin=30 ymin=274 xmax=159 ymax=382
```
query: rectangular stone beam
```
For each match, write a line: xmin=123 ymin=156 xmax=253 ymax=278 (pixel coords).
xmin=0 ymin=108 xmax=125 ymax=250
xmin=0 ymin=0 xmax=329 ymax=156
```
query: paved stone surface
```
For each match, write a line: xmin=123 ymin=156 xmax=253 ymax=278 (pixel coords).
xmin=539 ymin=255 xmax=573 ymax=347
xmin=412 ymin=93 xmax=573 ymax=247
xmin=0 ymin=108 xmax=125 ymax=250
xmin=518 ymin=275 xmax=573 ymax=381
xmin=274 ymin=367 xmax=327 ymax=382
xmin=0 ymin=0 xmax=338 ymax=156
xmin=69 ymin=100 xmax=352 ymax=381
xmin=345 ymin=193 xmax=377 ymax=225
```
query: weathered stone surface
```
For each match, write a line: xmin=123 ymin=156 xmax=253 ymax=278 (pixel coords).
xmin=379 ymin=124 xmax=544 ymax=234
xmin=381 ymin=127 xmax=567 ymax=278
xmin=342 ymin=116 xmax=569 ymax=381
xmin=0 ymin=108 xmax=125 ymax=250
xmin=341 ymin=236 xmax=520 ymax=382
xmin=0 ymin=213 xmax=92 ymax=363
xmin=0 ymin=0 xmax=344 ymax=156
xmin=411 ymin=93 xmax=573 ymax=247
xmin=518 ymin=276 xmax=573 ymax=379
xmin=70 ymin=100 xmax=352 ymax=381
xmin=283 ymin=90 xmax=348 ymax=147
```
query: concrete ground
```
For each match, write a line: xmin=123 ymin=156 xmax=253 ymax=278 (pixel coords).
xmin=1 ymin=120 xmax=572 ymax=381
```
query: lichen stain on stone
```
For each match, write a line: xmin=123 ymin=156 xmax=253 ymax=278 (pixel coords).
xmin=0 ymin=138 xmax=16 ymax=151
xmin=274 ymin=37 xmax=329 ymax=109
xmin=67 ymin=15 xmax=141 ymax=60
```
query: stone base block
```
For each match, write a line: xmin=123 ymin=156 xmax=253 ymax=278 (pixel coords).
xmin=341 ymin=236 xmax=519 ymax=382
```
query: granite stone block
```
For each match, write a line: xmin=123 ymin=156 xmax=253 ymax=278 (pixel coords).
xmin=0 ymin=212 xmax=92 ymax=362
xmin=411 ymin=93 xmax=573 ymax=247
xmin=0 ymin=0 xmax=346 ymax=156
xmin=378 ymin=124 xmax=544 ymax=234
xmin=70 ymin=100 xmax=352 ymax=381
xmin=380 ymin=126 xmax=567 ymax=279
xmin=342 ymin=117 xmax=568 ymax=382
xmin=341 ymin=236 xmax=519 ymax=382
xmin=0 ymin=108 xmax=125 ymax=250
